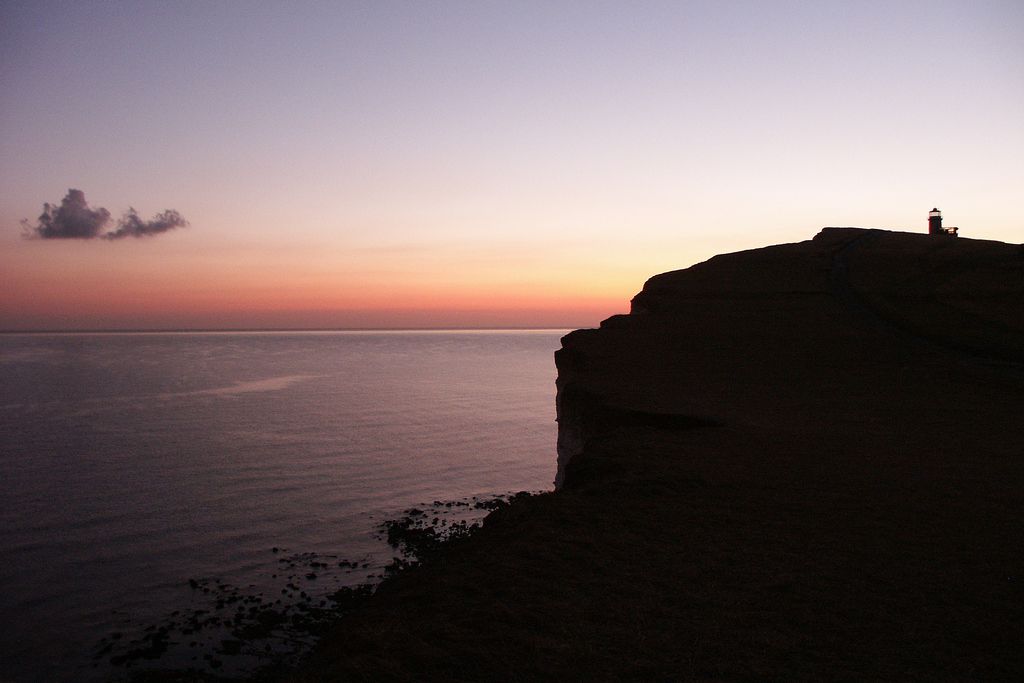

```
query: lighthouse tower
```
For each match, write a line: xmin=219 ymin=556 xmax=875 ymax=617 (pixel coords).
xmin=928 ymin=208 xmax=959 ymax=237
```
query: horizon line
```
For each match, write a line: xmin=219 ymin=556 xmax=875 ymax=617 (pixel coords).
xmin=0 ymin=325 xmax=583 ymax=335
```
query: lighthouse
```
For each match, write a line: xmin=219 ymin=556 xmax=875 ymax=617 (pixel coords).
xmin=928 ymin=208 xmax=958 ymax=237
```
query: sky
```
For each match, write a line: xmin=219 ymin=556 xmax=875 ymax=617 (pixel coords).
xmin=1 ymin=0 xmax=1021 ymax=330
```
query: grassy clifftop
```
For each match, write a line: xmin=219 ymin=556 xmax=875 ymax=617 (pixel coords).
xmin=290 ymin=229 xmax=1024 ymax=681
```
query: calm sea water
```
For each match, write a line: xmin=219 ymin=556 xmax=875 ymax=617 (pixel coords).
xmin=0 ymin=330 xmax=564 ymax=682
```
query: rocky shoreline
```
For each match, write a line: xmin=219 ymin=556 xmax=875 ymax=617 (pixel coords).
xmin=285 ymin=228 xmax=1024 ymax=680
xmin=102 ymin=494 xmax=532 ymax=682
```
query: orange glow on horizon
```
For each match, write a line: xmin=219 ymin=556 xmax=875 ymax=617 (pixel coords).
xmin=0 ymin=231 xmax=653 ymax=330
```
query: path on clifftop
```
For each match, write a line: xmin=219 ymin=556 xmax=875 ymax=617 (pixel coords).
xmin=827 ymin=229 xmax=1024 ymax=377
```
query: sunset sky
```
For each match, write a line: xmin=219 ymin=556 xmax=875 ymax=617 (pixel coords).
xmin=2 ymin=1 xmax=1021 ymax=330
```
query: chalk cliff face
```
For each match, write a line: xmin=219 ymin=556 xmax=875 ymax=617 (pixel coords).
xmin=554 ymin=228 xmax=1024 ymax=489
xmin=553 ymin=374 xmax=584 ymax=489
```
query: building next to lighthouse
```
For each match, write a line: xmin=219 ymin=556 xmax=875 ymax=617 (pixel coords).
xmin=928 ymin=208 xmax=958 ymax=237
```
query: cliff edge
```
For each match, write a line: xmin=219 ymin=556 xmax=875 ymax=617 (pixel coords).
xmin=293 ymin=229 xmax=1024 ymax=681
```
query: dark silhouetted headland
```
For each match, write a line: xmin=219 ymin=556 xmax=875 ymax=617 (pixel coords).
xmin=289 ymin=228 xmax=1024 ymax=681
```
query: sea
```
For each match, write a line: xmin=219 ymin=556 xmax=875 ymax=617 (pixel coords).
xmin=0 ymin=330 xmax=566 ymax=682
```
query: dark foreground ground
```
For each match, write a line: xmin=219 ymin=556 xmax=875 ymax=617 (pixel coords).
xmin=287 ymin=229 xmax=1024 ymax=681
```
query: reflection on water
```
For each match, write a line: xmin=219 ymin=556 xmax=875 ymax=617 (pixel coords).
xmin=162 ymin=373 xmax=318 ymax=398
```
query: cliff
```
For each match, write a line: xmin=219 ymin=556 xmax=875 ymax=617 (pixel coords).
xmin=555 ymin=228 xmax=1024 ymax=487
xmin=292 ymin=228 xmax=1024 ymax=681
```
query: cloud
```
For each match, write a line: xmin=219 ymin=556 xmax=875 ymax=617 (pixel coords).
xmin=21 ymin=189 xmax=111 ymax=239
xmin=22 ymin=189 xmax=189 ymax=241
xmin=104 ymin=208 xmax=189 ymax=240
